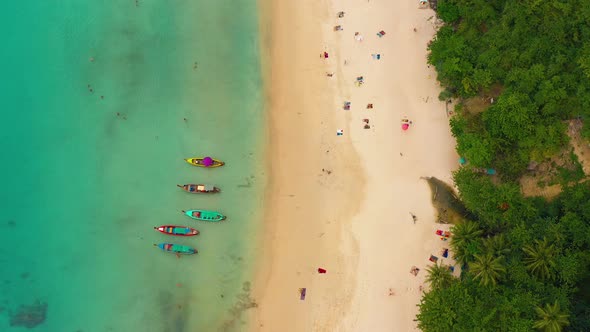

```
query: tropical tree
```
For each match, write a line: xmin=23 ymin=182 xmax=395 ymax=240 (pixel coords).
xmin=450 ymin=221 xmax=483 ymax=265
xmin=533 ymin=301 xmax=570 ymax=332
xmin=483 ymin=234 xmax=511 ymax=257
xmin=523 ymin=238 xmax=557 ymax=280
xmin=425 ymin=263 xmax=454 ymax=290
xmin=469 ymin=253 xmax=506 ymax=287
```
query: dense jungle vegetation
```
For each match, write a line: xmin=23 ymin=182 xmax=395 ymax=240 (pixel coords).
xmin=416 ymin=0 xmax=590 ymax=331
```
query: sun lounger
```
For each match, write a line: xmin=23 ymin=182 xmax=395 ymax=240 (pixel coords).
xmin=377 ymin=30 xmax=386 ymax=37
xmin=442 ymin=248 xmax=449 ymax=258
xmin=429 ymin=255 xmax=439 ymax=263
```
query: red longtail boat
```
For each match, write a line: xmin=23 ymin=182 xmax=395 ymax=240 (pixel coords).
xmin=154 ymin=225 xmax=199 ymax=236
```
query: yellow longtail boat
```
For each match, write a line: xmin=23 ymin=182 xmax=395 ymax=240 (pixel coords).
xmin=184 ymin=156 xmax=225 ymax=168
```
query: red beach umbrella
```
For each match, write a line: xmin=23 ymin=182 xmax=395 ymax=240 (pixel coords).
xmin=203 ymin=156 xmax=213 ymax=167
xmin=401 ymin=123 xmax=409 ymax=131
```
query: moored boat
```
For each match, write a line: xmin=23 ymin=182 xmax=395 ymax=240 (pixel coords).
xmin=154 ymin=225 xmax=199 ymax=236
xmin=154 ymin=243 xmax=197 ymax=255
xmin=182 ymin=209 xmax=226 ymax=222
xmin=177 ymin=184 xmax=220 ymax=193
xmin=184 ymin=156 xmax=225 ymax=168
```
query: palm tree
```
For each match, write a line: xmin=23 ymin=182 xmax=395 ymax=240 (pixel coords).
xmin=425 ymin=263 xmax=454 ymax=289
xmin=469 ymin=253 xmax=506 ymax=286
xmin=533 ymin=301 xmax=569 ymax=332
xmin=483 ymin=234 xmax=511 ymax=257
xmin=450 ymin=221 xmax=483 ymax=265
xmin=523 ymin=238 xmax=556 ymax=279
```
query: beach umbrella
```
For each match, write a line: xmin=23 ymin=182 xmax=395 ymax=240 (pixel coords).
xmin=402 ymin=123 xmax=409 ymax=131
xmin=203 ymin=156 xmax=213 ymax=167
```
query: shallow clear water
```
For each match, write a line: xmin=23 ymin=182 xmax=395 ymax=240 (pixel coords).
xmin=0 ymin=1 xmax=265 ymax=331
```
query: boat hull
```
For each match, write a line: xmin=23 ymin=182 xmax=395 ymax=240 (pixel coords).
xmin=154 ymin=225 xmax=199 ymax=236
xmin=183 ymin=209 xmax=226 ymax=222
xmin=156 ymin=243 xmax=197 ymax=255
xmin=177 ymin=184 xmax=220 ymax=193
xmin=184 ymin=157 xmax=225 ymax=168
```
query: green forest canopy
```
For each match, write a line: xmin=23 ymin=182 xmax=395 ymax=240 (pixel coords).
xmin=429 ymin=0 xmax=590 ymax=179
xmin=417 ymin=1 xmax=590 ymax=331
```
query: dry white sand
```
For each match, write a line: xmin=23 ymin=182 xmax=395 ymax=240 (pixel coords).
xmin=250 ymin=0 xmax=458 ymax=331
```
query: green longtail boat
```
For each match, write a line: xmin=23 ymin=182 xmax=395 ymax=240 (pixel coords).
xmin=155 ymin=243 xmax=197 ymax=255
xmin=183 ymin=209 xmax=226 ymax=222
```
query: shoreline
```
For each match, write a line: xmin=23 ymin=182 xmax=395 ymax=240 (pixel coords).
xmin=251 ymin=0 xmax=458 ymax=330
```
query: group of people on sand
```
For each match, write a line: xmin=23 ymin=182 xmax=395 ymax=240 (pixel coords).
xmin=324 ymin=11 xmax=387 ymax=133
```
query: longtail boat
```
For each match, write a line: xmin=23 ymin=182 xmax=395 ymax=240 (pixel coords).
xmin=182 ymin=209 xmax=226 ymax=222
xmin=184 ymin=156 xmax=225 ymax=168
xmin=154 ymin=243 xmax=197 ymax=255
xmin=154 ymin=225 xmax=199 ymax=236
xmin=177 ymin=184 xmax=220 ymax=193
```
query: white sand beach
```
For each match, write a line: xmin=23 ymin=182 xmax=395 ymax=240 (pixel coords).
xmin=251 ymin=0 xmax=458 ymax=330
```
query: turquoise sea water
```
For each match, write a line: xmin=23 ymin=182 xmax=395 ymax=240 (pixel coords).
xmin=0 ymin=1 xmax=265 ymax=331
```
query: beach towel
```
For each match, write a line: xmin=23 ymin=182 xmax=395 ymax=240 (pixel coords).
xmin=299 ymin=288 xmax=307 ymax=300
